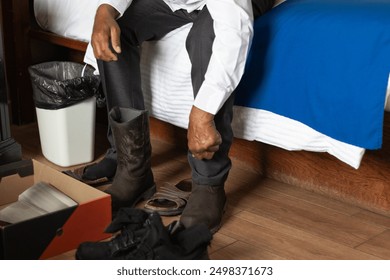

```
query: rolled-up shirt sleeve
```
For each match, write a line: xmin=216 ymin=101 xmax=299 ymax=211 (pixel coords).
xmin=194 ymin=0 xmax=254 ymax=115
xmin=98 ymin=0 xmax=133 ymax=17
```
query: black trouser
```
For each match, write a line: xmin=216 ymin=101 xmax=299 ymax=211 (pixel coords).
xmin=252 ymin=0 xmax=276 ymax=18
xmin=98 ymin=0 xmax=275 ymax=186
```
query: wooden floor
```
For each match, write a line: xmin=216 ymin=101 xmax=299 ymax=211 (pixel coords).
xmin=10 ymin=122 xmax=390 ymax=260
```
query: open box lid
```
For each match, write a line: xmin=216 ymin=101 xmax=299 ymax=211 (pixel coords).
xmin=0 ymin=159 xmax=111 ymax=259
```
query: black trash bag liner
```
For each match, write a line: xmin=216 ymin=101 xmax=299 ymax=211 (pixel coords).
xmin=28 ymin=61 xmax=101 ymax=110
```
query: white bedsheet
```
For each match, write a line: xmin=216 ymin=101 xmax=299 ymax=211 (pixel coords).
xmin=35 ymin=0 xmax=384 ymax=169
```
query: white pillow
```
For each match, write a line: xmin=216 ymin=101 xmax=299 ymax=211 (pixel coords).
xmin=34 ymin=0 xmax=99 ymax=42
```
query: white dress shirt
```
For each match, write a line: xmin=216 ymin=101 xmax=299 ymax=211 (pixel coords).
xmin=98 ymin=0 xmax=254 ymax=115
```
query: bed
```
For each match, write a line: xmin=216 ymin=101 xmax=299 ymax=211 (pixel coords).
xmin=32 ymin=0 xmax=390 ymax=170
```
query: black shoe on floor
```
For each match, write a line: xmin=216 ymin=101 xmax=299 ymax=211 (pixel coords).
xmin=75 ymin=208 xmax=212 ymax=260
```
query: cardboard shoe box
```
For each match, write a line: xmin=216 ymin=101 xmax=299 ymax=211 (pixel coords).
xmin=0 ymin=159 xmax=111 ymax=260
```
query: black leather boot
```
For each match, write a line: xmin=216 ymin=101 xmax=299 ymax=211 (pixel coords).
xmin=75 ymin=208 xmax=211 ymax=260
xmin=105 ymin=107 xmax=156 ymax=215
xmin=124 ymin=213 xmax=211 ymax=260
xmin=179 ymin=183 xmax=226 ymax=234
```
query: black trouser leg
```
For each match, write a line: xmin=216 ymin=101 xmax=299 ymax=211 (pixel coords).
xmin=185 ymin=7 xmax=234 ymax=187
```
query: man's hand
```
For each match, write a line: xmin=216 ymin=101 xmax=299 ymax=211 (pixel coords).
xmin=187 ymin=106 xmax=222 ymax=160
xmin=91 ymin=4 xmax=121 ymax=61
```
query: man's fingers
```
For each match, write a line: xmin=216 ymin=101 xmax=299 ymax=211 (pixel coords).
xmin=190 ymin=144 xmax=220 ymax=160
xmin=191 ymin=151 xmax=215 ymax=160
xmin=208 ymin=144 xmax=220 ymax=153
xmin=202 ymin=151 xmax=215 ymax=160
xmin=110 ymin=28 xmax=121 ymax=54
xmin=93 ymin=43 xmax=118 ymax=61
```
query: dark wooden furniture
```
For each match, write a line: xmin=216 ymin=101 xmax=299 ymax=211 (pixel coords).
xmin=0 ymin=0 xmax=22 ymax=164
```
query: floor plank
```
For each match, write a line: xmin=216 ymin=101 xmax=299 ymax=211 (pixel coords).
xmin=220 ymin=212 xmax=380 ymax=260
xmin=210 ymin=240 xmax=285 ymax=260
xmin=356 ymin=230 xmax=390 ymax=259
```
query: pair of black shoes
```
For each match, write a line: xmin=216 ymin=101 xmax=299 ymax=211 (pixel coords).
xmin=75 ymin=208 xmax=212 ymax=260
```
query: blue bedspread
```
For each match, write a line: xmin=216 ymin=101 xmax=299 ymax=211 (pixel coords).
xmin=235 ymin=0 xmax=390 ymax=149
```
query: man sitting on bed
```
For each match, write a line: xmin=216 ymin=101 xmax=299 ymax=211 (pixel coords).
xmin=68 ymin=0 xmax=275 ymax=233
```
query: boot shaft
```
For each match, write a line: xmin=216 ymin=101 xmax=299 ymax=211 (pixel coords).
xmin=105 ymin=107 xmax=155 ymax=212
xmin=109 ymin=107 xmax=152 ymax=176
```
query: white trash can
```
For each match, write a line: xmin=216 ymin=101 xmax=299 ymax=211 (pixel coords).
xmin=35 ymin=96 xmax=96 ymax=167
xmin=29 ymin=61 xmax=100 ymax=167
